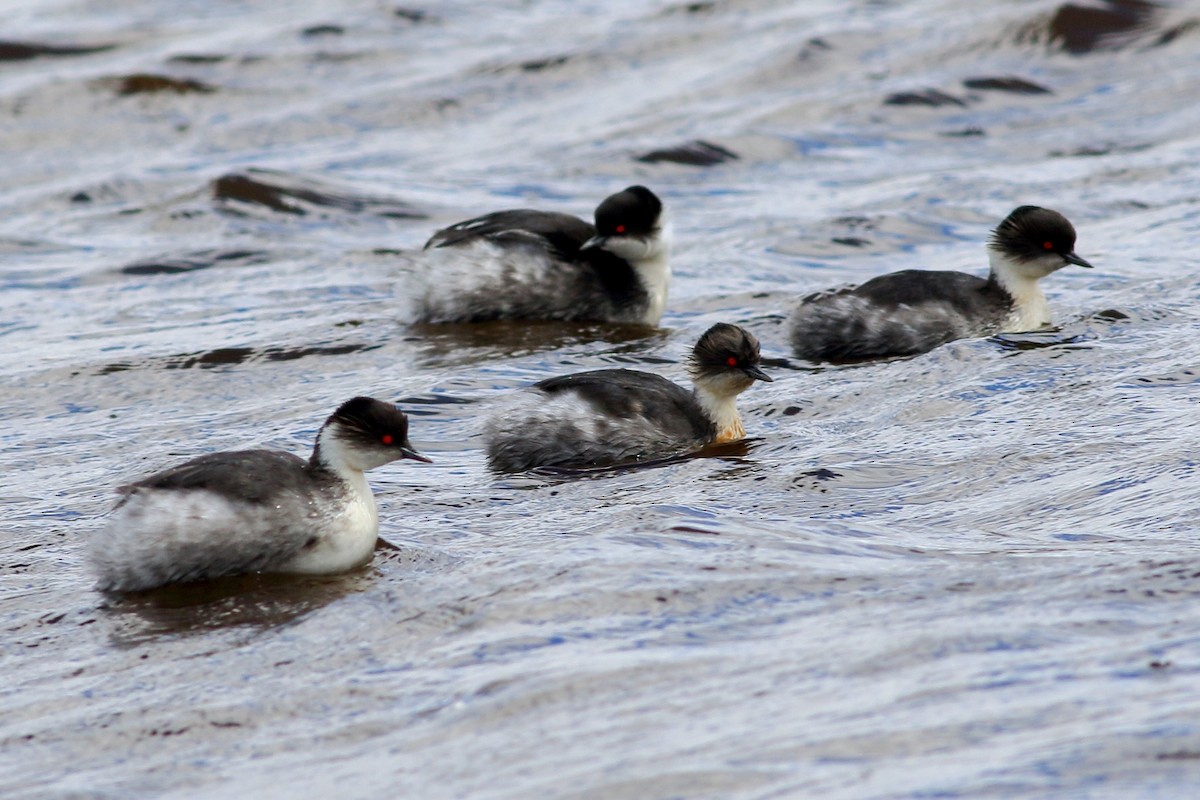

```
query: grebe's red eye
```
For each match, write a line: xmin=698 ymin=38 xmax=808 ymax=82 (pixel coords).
xmin=1043 ymin=241 xmax=1054 ymax=250
xmin=615 ymin=224 xmax=626 ymax=234
xmin=381 ymin=434 xmax=394 ymax=445
xmin=726 ymin=356 xmax=738 ymax=367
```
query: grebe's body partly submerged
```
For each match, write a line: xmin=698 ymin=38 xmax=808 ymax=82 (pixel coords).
xmin=486 ymin=323 xmax=772 ymax=472
xmin=789 ymin=206 xmax=1094 ymax=362
xmin=408 ymin=185 xmax=670 ymax=326
xmin=91 ymin=397 xmax=430 ymax=592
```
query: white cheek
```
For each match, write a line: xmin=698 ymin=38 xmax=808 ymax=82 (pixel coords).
xmin=1018 ymin=253 xmax=1069 ymax=279
xmin=706 ymin=371 xmax=753 ymax=396
xmin=320 ymin=433 xmax=397 ymax=472
xmin=603 ymin=234 xmax=657 ymax=262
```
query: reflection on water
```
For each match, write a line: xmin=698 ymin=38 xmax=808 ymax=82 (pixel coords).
xmin=405 ymin=319 xmax=670 ymax=368
xmin=99 ymin=571 xmax=368 ymax=647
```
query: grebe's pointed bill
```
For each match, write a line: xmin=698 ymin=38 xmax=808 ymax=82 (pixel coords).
xmin=744 ymin=364 xmax=774 ymax=382
xmin=1064 ymin=251 xmax=1094 ymax=269
xmin=580 ymin=234 xmax=606 ymax=251
xmin=401 ymin=441 xmax=432 ymax=463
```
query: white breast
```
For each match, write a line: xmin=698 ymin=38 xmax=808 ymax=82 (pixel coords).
xmin=694 ymin=389 xmax=745 ymax=443
xmin=280 ymin=468 xmax=378 ymax=575
xmin=601 ymin=223 xmax=672 ymax=326
xmin=990 ymin=251 xmax=1053 ymax=332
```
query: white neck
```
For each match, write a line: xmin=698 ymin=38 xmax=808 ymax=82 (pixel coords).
xmin=281 ymin=431 xmax=380 ymax=575
xmin=633 ymin=246 xmax=670 ymax=327
xmin=633 ymin=255 xmax=672 ymax=326
xmin=694 ymin=381 xmax=746 ymax=443
xmin=314 ymin=432 xmax=378 ymax=521
xmin=988 ymin=250 xmax=1050 ymax=331
xmin=602 ymin=223 xmax=672 ymax=326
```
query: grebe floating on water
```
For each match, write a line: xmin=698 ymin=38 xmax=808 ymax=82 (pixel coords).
xmin=90 ymin=397 xmax=430 ymax=592
xmin=789 ymin=206 xmax=1094 ymax=362
xmin=408 ymin=185 xmax=670 ymax=326
xmin=485 ymin=323 xmax=772 ymax=472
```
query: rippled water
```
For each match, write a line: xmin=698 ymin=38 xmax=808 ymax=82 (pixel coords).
xmin=5 ymin=0 xmax=1200 ymax=797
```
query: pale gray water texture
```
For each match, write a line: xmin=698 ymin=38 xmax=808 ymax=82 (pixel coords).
xmin=3 ymin=0 xmax=1200 ymax=797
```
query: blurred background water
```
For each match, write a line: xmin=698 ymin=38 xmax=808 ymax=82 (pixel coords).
xmin=3 ymin=0 xmax=1200 ymax=797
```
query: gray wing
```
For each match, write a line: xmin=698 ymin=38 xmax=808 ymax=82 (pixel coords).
xmin=535 ymin=369 xmax=710 ymax=441
xmin=852 ymin=270 xmax=997 ymax=316
xmin=791 ymin=270 xmax=1010 ymax=362
xmin=121 ymin=450 xmax=310 ymax=505
xmin=424 ymin=209 xmax=595 ymax=261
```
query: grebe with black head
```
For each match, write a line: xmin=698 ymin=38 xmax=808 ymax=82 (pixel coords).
xmin=789 ymin=206 xmax=1094 ymax=362
xmin=485 ymin=323 xmax=773 ymax=472
xmin=90 ymin=397 xmax=430 ymax=592
xmin=408 ymin=185 xmax=670 ymax=326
